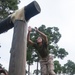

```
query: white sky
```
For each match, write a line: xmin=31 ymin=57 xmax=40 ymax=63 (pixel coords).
xmin=0 ymin=0 xmax=75 ymax=72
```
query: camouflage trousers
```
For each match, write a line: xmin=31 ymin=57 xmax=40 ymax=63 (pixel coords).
xmin=40 ymin=55 xmax=56 ymax=75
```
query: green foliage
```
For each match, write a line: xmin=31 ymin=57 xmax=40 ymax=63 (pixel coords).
xmin=33 ymin=69 xmax=41 ymax=75
xmin=54 ymin=60 xmax=62 ymax=74
xmin=62 ymin=60 xmax=75 ymax=75
xmin=0 ymin=63 xmax=2 ymax=67
xmin=61 ymin=66 xmax=66 ymax=74
xmin=57 ymin=48 xmax=68 ymax=59
xmin=0 ymin=63 xmax=8 ymax=73
xmin=27 ymin=25 xmax=68 ymax=74
xmin=26 ymin=46 xmax=34 ymax=65
xmin=0 ymin=0 xmax=20 ymax=20
xmin=27 ymin=25 xmax=68 ymax=64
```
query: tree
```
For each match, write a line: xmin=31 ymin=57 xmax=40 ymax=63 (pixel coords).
xmin=54 ymin=60 xmax=62 ymax=74
xmin=0 ymin=45 xmax=1 ymax=68
xmin=0 ymin=64 xmax=8 ymax=75
xmin=0 ymin=0 xmax=20 ymax=20
xmin=31 ymin=25 xmax=68 ymax=58
xmin=61 ymin=65 xmax=66 ymax=75
xmin=26 ymin=46 xmax=34 ymax=75
xmin=27 ymin=25 xmax=68 ymax=74
xmin=0 ymin=64 xmax=2 ymax=68
xmin=33 ymin=54 xmax=40 ymax=75
xmin=33 ymin=69 xmax=41 ymax=75
xmin=0 ymin=45 xmax=1 ymax=47
xmin=62 ymin=60 xmax=75 ymax=75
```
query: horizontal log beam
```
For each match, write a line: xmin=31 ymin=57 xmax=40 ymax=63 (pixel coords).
xmin=0 ymin=1 xmax=41 ymax=34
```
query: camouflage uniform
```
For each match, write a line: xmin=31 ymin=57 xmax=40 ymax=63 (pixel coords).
xmin=40 ymin=55 xmax=56 ymax=75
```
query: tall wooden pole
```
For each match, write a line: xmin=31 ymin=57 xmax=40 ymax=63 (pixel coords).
xmin=8 ymin=20 xmax=27 ymax=75
xmin=8 ymin=1 xmax=41 ymax=75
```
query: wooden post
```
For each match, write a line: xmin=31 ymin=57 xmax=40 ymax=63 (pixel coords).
xmin=8 ymin=1 xmax=41 ymax=75
xmin=8 ymin=20 xmax=27 ymax=75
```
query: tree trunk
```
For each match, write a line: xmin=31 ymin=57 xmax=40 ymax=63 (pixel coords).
xmin=28 ymin=64 xmax=30 ymax=75
xmin=36 ymin=61 xmax=38 ymax=75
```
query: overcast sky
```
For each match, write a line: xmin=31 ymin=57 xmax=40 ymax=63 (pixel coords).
xmin=0 ymin=0 xmax=75 ymax=72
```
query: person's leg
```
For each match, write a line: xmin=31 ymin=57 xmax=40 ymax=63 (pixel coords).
xmin=40 ymin=60 xmax=47 ymax=75
xmin=47 ymin=55 xmax=56 ymax=75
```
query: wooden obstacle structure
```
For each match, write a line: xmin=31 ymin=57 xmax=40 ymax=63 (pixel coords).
xmin=0 ymin=1 xmax=41 ymax=75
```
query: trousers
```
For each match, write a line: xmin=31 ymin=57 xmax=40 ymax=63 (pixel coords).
xmin=40 ymin=55 xmax=56 ymax=75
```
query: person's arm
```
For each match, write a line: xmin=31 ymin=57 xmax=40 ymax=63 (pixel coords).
xmin=27 ymin=26 xmax=34 ymax=45
xmin=35 ymin=27 xmax=48 ymax=44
